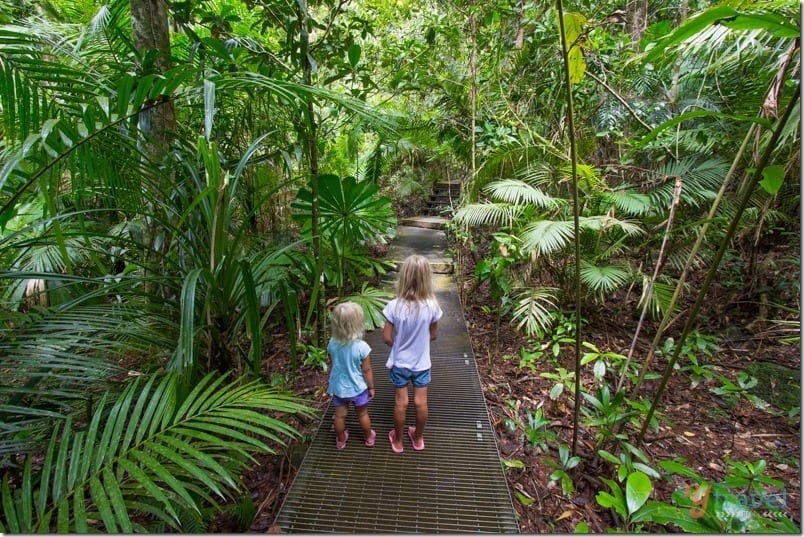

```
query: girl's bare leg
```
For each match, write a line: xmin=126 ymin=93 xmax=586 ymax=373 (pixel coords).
xmin=355 ymin=404 xmax=372 ymax=439
xmin=334 ymin=404 xmax=348 ymax=443
xmin=392 ymin=386 xmax=408 ymax=450
xmin=411 ymin=386 xmax=428 ymax=441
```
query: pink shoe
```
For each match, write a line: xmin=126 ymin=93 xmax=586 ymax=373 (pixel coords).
xmin=336 ymin=430 xmax=349 ymax=450
xmin=365 ymin=429 xmax=376 ymax=447
xmin=407 ymin=426 xmax=425 ymax=451
xmin=388 ymin=430 xmax=403 ymax=453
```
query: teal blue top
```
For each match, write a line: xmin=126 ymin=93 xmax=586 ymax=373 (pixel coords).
xmin=326 ymin=339 xmax=371 ymax=398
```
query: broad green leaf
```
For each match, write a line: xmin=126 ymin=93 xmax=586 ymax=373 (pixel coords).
xmin=348 ymin=43 xmax=361 ymax=68
xmin=759 ymin=165 xmax=784 ymax=195
xmin=658 ymin=460 xmax=703 ymax=480
xmin=549 ymin=383 xmax=564 ymax=400
xmin=625 ymin=471 xmax=652 ymax=515
xmin=568 ymin=45 xmax=586 ymax=84
xmin=574 ymin=521 xmax=589 ymax=533
xmin=563 ymin=12 xmax=586 ymax=45
xmin=503 ymin=459 xmax=526 ymax=469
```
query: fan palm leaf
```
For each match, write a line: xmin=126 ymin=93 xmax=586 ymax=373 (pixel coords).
xmin=0 ymin=372 xmax=314 ymax=533
xmin=512 ymin=286 xmax=559 ymax=337
xmin=579 ymin=261 xmax=631 ymax=296
xmin=341 ymin=283 xmax=394 ymax=331
xmin=452 ymin=202 xmax=526 ymax=229
xmin=482 ymin=178 xmax=562 ymax=209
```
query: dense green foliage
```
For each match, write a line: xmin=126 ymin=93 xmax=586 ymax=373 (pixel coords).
xmin=0 ymin=0 xmax=799 ymax=532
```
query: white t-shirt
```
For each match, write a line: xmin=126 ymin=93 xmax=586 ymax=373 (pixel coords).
xmin=383 ymin=298 xmax=443 ymax=371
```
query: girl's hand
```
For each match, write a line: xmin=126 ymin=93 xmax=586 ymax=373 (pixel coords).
xmin=368 ymin=388 xmax=375 ymax=400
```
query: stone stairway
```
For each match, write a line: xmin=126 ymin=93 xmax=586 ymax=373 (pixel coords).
xmin=423 ymin=181 xmax=461 ymax=217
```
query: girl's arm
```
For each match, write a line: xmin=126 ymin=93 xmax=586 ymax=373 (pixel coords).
xmin=361 ymin=356 xmax=375 ymax=400
xmin=429 ymin=321 xmax=438 ymax=341
xmin=383 ymin=320 xmax=394 ymax=346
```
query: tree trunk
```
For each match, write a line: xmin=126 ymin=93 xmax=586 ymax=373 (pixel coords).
xmin=130 ymin=0 xmax=176 ymax=298
xmin=129 ymin=0 xmax=176 ymax=160
xmin=298 ymin=0 xmax=324 ymax=347
xmin=625 ymin=0 xmax=648 ymax=46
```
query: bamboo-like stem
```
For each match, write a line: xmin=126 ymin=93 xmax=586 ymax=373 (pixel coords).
xmin=628 ymin=122 xmax=756 ymax=399
xmin=555 ymin=0 xmax=583 ymax=455
xmin=616 ymin=175 xmax=683 ymax=393
xmin=636 ymin=85 xmax=799 ymax=447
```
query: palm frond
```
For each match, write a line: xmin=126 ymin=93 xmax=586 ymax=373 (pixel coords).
xmin=579 ymin=261 xmax=631 ymax=296
xmin=341 ymin=283 xmax=394 ymax=331
xmin=637 ymin=277 xmax=681 ymax=320
xmin=483 ymin=179 xmax=560 ymax=209
xmin=0 ymin=372 xmax=314 ymax=533
xmin=604 ymin=189 xmax=654 ymax=217
xmin=521 ymin=219 xmax=575 ymax=256
xmin=580 ymin=215 xmax=645 ymax=238
xmin=0 ymin=298 xmax=175 ymax=461
xmin=511 ymin=286 xmax=559 ymax=337
xmin=452 ymin=202 xmax=525 ymax=229
xmin=648 ymin=157 xmax=728 ymax=209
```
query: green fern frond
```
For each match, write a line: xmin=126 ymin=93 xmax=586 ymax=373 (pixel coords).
xmin=0 ymin=372 xmax=314 ymax=533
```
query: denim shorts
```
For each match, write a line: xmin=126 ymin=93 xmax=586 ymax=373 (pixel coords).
xmin=389 ymin=366 xmax=431 ymax=388
xmin=332 ymin=389 xmax=370 ymax=407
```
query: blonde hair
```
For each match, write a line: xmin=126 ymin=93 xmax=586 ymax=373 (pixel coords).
xmin=330 ymin=302 xmax=365 ymax=342
xmin=397 ymin=255 xmax=435 ymax=303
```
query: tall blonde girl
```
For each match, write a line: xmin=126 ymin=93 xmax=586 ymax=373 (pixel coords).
xmin=327 ymin=302 xmax=376 ymax=449
xmin=382 ymin=255 xmax=443 ymax=453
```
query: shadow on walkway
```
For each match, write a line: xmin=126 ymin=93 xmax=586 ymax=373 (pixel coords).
xmin=275 ymin=223 xmax=519 ymax=533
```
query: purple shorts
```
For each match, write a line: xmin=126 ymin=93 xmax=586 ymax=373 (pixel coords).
xmin=332 ymin=389 xmax=370 ymax=407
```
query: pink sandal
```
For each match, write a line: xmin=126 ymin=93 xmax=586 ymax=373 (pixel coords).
xmin=365 ymin=429 xmax=376 ymax=447
xmin=336 ymin=430 xmax=349 ymax=450
xmin=388 ymin=430 xmax=403 ymax=453
xmin=407 ymin=426 xmax=425 ymax=451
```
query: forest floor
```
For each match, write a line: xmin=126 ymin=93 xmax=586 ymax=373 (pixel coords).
xmin=230 ymin=242 xmax=801 ymax=534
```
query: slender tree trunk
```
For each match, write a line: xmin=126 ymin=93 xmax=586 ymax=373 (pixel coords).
xmin=625 ymin=0 xmax=648 ymax=46
xmin=667 ymin=0 xmax=689 ymax=105
xmin=556 ymin=0 xmax=583 ymax=456
xmin=129 ymin=0 xmax=176 ymax=159
xmin=514 ymin=0 xmax=525 ymax=50
xmin=298 ymin=0 xmax=324 ymax=347
xmin=130 ymin=0 xmax=175 ymax=298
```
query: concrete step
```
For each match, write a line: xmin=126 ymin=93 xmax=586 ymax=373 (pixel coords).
xmin=399 ymin=215 xmax=449 ymax=229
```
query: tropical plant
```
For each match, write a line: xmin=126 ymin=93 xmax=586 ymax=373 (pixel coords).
xmin=0 ymin=372 xmax=314 ymax=533
xmin=291 ymin=174 xmax=397 ymax=296
xmin=545 ymin=443 xmax=581 ymax=497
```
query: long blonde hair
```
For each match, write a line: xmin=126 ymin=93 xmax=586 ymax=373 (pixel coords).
xmin=330 ymin=302 xmax=365 ymax=342
xmin=397 ymin=255 xmax=435 ymax=303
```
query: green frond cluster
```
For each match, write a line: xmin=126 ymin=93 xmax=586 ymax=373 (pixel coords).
xmin=0 ymin=373 xmax=314 ymax=533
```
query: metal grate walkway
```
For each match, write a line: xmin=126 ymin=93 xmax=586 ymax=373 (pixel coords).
xmin=275 ymin=225 xmax=519 ymax=533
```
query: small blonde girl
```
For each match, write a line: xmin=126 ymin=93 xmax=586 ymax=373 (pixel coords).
xmin=327 ymin=302 xmax=376 ymax=449
xmin=382 ymin=255 xmax=443 ymax=453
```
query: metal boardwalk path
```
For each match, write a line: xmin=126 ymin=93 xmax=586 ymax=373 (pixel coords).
xmin=275 ymin=224 xmax=519 ymax=533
